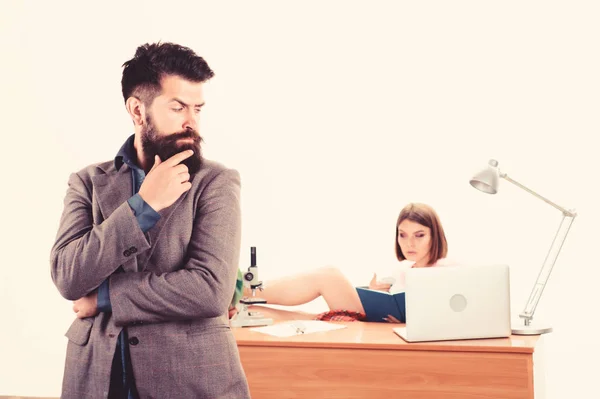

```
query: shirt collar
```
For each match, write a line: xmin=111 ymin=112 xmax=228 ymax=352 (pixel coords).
xmin=114 ymin=134 xmax=141 ymax=171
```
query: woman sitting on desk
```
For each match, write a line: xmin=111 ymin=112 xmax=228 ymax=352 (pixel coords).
xmin=235 ymin=202 xmax=451 ymax=322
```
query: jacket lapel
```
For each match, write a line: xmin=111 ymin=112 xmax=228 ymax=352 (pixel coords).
xmin=92 ymin=165 xmax=132 ymax=219
xmin=91 ymin=164 xmax=140 ymax=273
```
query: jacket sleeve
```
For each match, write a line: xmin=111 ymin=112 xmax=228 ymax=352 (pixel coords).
xmin=50 ymin=172 xmax=151 ymax=300
xmin=107 ymin=168 xmax=242 ymax=326
xmin=96 ymin=194 xmax=162 ymax=312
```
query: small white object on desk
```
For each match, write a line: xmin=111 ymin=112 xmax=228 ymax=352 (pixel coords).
xmin=251 ymin=320 xmax=347 ymax=338
xmin=230 ymin=301 xmax=274 ymax=328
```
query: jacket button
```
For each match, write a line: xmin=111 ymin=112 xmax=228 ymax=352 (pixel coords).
xmin=123 ymin=249 xmax=131 ymax=257
xmin=129 ymin=337 xmax=139 ymax=346
xmin=129 ymin=246 xmax=137 ymax=253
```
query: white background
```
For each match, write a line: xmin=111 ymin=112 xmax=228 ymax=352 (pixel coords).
xmin=0 ymin=1 xmax=598 ymax=398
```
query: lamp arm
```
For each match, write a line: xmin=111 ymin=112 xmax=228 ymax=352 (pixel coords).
xmin=501 ymin=174 xmax=577 ymax=217
xmin=518 ymin=214 xmax=576 ymax=325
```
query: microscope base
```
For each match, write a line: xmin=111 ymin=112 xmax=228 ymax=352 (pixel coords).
xmin=230 ymin=309 xmax=274 ymax=328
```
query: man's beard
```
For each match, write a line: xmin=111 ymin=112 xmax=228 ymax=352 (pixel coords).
xmin=141 ymin=116 xmax=203 ymax=174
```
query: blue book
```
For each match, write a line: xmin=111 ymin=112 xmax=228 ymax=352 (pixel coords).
xmin=356 ymin=287 xmax=406 ymax=323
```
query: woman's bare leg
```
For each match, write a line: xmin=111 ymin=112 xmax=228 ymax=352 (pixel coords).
xmin=245 ymin=266 xmax=364 ymax=313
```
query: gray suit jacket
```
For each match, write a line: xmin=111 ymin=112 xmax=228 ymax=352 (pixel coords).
xmin=50 ymin=158 xmax=250 ymax=399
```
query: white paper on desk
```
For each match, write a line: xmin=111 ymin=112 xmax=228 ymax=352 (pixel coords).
xmin=251 ymin=320 xmax=346 ymax=337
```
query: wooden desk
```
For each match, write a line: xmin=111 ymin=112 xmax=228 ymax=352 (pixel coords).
xmin=233 ymin=306 xmax=538 ymax=399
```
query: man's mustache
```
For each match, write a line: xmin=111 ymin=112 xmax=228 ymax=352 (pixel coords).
xmin=161 ymin=130 xmax=202 ymax=144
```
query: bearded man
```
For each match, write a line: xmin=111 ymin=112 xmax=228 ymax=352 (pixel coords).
xmin=50 ymin=42 xmax=250 ymax=399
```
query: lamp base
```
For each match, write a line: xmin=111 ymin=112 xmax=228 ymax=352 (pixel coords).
xmin=511 ymin=323 xmax=553 ymax=335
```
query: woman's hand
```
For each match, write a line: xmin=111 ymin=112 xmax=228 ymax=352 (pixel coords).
xmin=368 ymin=273 xmax=391 ymax=292
xmin=383 ymin=315 xmax=402 ymax=323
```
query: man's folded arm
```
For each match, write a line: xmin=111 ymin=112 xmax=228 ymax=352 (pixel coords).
xmin=50 ymin=172 xmax=152 ymax=300
xmin=108 ymin=168 xmax=242 ymax=326
xmin=96 ymin=193 xmax=161 ymax=312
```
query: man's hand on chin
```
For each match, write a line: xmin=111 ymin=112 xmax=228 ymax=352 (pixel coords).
xmin=73 ymin=291 xmax=99 ymax=319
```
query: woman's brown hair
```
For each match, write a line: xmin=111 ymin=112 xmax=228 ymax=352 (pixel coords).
xmin=394 ymin=203 xmax=448 ymax=265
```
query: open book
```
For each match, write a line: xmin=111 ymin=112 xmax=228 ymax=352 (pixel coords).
xmin=356 ymin=287 xmax=406 ymax=323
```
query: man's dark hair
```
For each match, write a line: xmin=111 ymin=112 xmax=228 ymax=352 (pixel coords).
xmin=121 ymin=42 xmax=215 ymax=105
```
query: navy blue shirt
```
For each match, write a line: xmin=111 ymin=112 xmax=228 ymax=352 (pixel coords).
xmin=97 ymin=134 xmax=160 ymax=398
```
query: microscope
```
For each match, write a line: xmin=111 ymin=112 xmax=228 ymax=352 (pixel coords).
xmin=230 ymin=247 xmax=274 ymax=328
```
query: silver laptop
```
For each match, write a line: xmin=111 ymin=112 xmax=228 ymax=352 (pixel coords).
xmin=393 ymin=264 xmax=511 ymax=342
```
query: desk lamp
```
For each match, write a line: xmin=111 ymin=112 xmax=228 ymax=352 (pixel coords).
xmin=470 ymin=159 xmax=577 ymax=335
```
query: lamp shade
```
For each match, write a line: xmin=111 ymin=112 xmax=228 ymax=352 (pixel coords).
xmin=470 ymin=159 xmax=500 ymax=194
